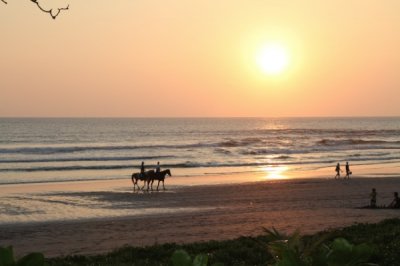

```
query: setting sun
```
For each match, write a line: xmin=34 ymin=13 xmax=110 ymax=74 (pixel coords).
xmin=256 ymin=43 xmax=289 ymax=75
xmin=1 ymin=1 xmax=400 ymax=261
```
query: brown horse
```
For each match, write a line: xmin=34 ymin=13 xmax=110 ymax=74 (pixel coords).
xmin=150 ymin=169 xmax=172 ymax=191
xmin=131 ymin=170 xmax=155 ymax=191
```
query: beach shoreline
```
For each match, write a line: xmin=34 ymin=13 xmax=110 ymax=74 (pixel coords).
xmin=1 ymin=175 xmax=400 ymax=257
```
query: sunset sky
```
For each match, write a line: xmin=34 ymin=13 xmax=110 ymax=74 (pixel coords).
xmin=1 ymin=0 xmax=399 ymax=117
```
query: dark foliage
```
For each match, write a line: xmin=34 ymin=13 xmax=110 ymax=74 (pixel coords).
xmin=21 ymin=218 xmax=400 ymax=266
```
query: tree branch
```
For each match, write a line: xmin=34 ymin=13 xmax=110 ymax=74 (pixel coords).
xmin=1 ymin=0 xmax=69 ymax=19
xmin=30 ymin=0 xmax=69 ymax=19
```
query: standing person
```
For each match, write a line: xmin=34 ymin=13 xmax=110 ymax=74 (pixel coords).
xmin=370 ymin=188 xmax=377 ymax=208
xmin=334 ymin=163 xmax=342 ymax=179
xmin=155 ymin=161 xmax=161 ymax=173
xmin=345 ymin=161 xmax=351 ymax=179
xmin=389 ymin=192 xmax=400 ymax=209
xmin=140 ymin=161 xmax=145 ymax=177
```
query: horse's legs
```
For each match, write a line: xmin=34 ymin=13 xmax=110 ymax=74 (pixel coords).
xmin=157 ymin=180 xmax=160 ymax=191
xmin=162 ymin=180 xmax=165 ymax=190
xmin=132 ymin=180 xmax=137 ymax=192
xmin=151 ymin=180 xmax=154 ymax=191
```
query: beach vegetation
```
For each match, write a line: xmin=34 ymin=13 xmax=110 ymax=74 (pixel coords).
xmin=11 ymin=218 xmax=400 ymax=266
xmin=264 ymin=227 xmax=375 ymax=265
xmin=0 ymin=246 xmax=46 ymax=266
xmin=171 ymin=249 xmax=223 ymax=266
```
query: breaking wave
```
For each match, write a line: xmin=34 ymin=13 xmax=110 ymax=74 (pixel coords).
xmin=0 ymin=143 xmax=208 ymax=155
xmin=0 ymin=155 xmax=174 ymax=164
xmin=317 ymin=139 xmax=400 ymax=146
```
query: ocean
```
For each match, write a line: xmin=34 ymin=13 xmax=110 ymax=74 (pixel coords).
xmin=1 ymin=117 xmax=400 ymax=185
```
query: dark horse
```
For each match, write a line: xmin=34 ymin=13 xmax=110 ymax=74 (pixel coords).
xmin=131 ymin=170 xmax=155 ymax=191
xmin=150 ymin=169 xmax=172 ymax=191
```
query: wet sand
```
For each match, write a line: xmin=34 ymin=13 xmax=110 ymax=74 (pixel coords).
xmin=1 ymin=175 xmax=400 ymax=257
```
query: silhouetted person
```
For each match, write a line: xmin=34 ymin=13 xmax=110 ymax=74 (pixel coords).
xmin=140 ymin=161 xmax=145 ymax=177
xmin=370 ymin=188 xmax=377 ymax=208
xmin=389 ymin=192 xmax=400 ymax=209
xmin=334 ymin=163 xmax=342 ymax=179
xmin=156 ymin=161 xmax=161 ymax=173
xmin=345 ymin=161 xmax=351 ymax=179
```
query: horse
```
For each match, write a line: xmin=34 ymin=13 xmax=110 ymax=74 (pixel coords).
xmin=150 ymin=169 xmax=172 ymax=191
xmin=131 ymin=170 xmax=155 ymax=191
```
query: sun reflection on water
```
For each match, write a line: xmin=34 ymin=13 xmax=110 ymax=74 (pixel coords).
xmin=262 ymin=165 xmax=289 ymax=180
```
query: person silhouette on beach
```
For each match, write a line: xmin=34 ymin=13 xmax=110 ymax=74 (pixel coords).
xmin=345 ymin=161 xmax=351 ymax=179
xmin=370 ymin=188 xmax=377 ymax=208
xmin=155 ymin=161 xmax=161 ymax=173
xmin=140 ymin=161 xmax=145 ymax=178
xmin=389 ymin=192 xmax=400 ymax=209
xmin=334 ymin=163 xmax=342 ymax=179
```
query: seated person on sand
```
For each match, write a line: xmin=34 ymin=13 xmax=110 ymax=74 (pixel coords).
xmin=388 ymin=192 xmax=400 ymax=209
xmin=370 ymin=188 xmax=377 ymax=208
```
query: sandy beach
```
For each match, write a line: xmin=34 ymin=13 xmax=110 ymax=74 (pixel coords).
xmin=1 ymin=175 xmax=400 ymax=257
xmin=2 ymin=0 xmax=400 ymax=262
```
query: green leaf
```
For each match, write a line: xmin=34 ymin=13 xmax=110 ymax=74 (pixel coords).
xmin=16 ymin=253 xmax=45 ymax=266
xmin=0 ymin=246 xmax=15 ymax=266
xmin=331 ymin=238 xmax=353 ymax=253
xmin=171 ymin=250 xmax=192 ymax=266
xmin=193 ymin=254 xmax=208 ymax=266
xmin=327 ymin=238 xmax=353 ymax=264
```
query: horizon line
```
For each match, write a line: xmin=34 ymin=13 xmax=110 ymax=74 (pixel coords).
xmin=1 ymin=115 xmax=400 ymax=119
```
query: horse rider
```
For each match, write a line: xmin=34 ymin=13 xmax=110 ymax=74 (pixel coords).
xmin=156 ymin=161 xmax=161 ymax=174
xmin=140 ymin=161 xmax=145 ymax=178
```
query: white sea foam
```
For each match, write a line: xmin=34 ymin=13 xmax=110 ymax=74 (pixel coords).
xmin=0 ymin=117 xmax=400 ymax=185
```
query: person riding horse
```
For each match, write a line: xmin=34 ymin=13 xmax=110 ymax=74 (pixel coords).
xmin=150 ymin=169 xmax=171 ymax=191
xmin=140 ymin=161 xmax=145 ymax=177
xmin=132 ymin=168 xmax=172 ymax=192
xmin=156 ymin=161 xmax=160 ymax=173
xmin=131 ymin=161 xmax=172 ymax=191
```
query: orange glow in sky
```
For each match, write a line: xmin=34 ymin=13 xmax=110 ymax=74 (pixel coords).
xmin=0 ymin=1 xmax=399 ymax=117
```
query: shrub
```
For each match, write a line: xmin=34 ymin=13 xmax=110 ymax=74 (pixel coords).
xmin=171 ymin=250 xmax=223 ymax=266
xmin=0 ymin=246 xmax=46 ymax=266
xmin=264 ymin=228 xmax=377 ymax=266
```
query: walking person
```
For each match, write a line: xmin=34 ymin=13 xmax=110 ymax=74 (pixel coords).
xmin=370 ymin=188 xmax=377 ymax=208
xmin=345 ymin=161 xmax=352 ymax=179
xmin=334 ymin=162 xmax=342 ymax=179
